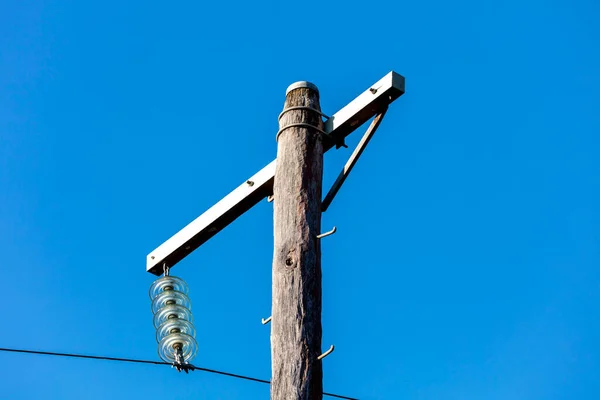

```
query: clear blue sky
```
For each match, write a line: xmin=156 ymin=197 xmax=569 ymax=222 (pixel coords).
xmin=1 ymin=0 xmax=598 ymax=399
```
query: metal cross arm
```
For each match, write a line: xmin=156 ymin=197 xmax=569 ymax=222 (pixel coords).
xmin=146 ymin=71 xmax=405 ymax=275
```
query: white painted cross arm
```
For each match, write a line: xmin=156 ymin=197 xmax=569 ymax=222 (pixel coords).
xmin=147 ymin=71 xmax=405 ymax=275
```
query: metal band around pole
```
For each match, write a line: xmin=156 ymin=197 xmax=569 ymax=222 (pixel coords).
xmin=276 ymin=123 xmax=328 ymax=142
xmin=278 ymin=106 xmax=330 ymax=122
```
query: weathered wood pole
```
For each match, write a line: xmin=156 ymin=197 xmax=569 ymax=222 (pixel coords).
xmin=271 ymin=82 xmax=324 ymax=400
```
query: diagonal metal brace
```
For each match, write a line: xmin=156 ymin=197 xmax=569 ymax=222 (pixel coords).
xmin=322 ymin=108 xmax=388 ymax=212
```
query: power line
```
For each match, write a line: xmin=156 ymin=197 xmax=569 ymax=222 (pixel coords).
xmin=0 ymin=347 xmax=357 ymax=400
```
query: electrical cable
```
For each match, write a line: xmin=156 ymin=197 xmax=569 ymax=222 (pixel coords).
xmin=0 ymin=347 xmax=357 ymax=400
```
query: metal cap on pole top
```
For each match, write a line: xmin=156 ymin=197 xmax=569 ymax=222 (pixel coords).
xmin=286 ymin=81 xmax=319 ymax=95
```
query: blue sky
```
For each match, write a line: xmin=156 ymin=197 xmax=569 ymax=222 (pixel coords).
xmin=1 ymin=0 xmax=598 ymax=399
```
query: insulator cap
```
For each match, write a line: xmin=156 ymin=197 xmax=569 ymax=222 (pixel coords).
xmin=153 ymin=304 xmax=194 ymax=328
xmin=151 ymin=290 xmax=191 ymax=314
xmin=149 ymin=276 xmax=189 ymax=300
xmin=156 ymin=318 xmax=196 ymax=343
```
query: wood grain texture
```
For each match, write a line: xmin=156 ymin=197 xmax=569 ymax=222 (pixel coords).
xmin=271 ymin=86 xmax=324 ymax=400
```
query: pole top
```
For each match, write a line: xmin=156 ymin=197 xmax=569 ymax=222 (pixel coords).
xmin=286 ymin=81 xmax=319 ymax=95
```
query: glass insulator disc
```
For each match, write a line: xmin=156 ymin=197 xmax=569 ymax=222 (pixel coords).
xmin=151 ymin=290 xmax=191 ymax=314
xmin=158 ymin=332 xmax=198 ymax=363
xmin=149 ymin=276 xmax=189 ymax=300
xmin=153 ymin=304 xmax=193 ymax=328
xmin=156 ymin=318 xmax=196 ymax=343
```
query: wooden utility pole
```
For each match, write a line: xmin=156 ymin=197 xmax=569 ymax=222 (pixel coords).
xmin=271 ymin=82 xmax=324 ymax=400
xmin=146 ymin=71 xmax=404 ymax=399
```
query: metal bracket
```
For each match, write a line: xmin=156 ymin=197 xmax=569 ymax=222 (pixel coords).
xmin=335 ymin=138 xmax=349 ymax=149
xmin=322 ymin=108 xmax=388 ymax=212
xmin=172 ymin=362 xmax=195 ymax=373
xmin=172 ymin=347 xmax=195 ymax=373
xmin=318 ymin=345 xmax=335 ymax=360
